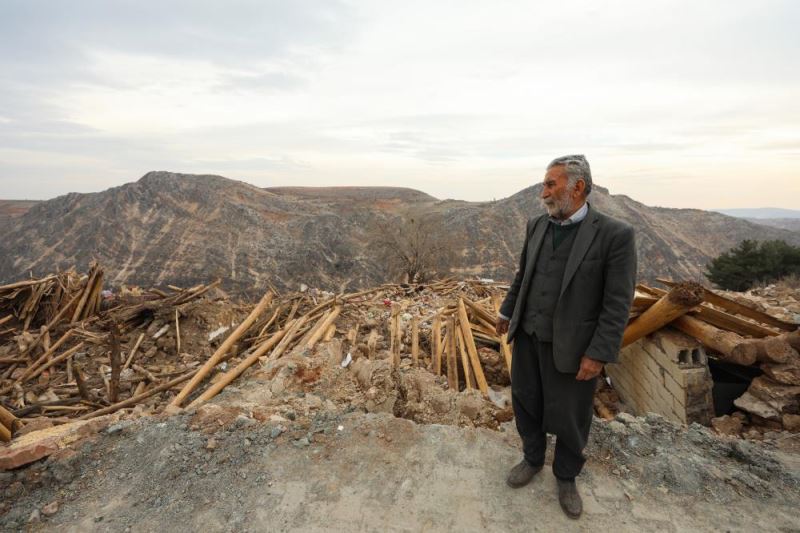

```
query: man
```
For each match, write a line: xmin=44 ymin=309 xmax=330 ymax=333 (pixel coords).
xmin=496 ymin=155 xmax=636 ymax=519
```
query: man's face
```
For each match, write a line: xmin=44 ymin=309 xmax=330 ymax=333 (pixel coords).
xmin=540 ymin=165 xmax=577 ymax=219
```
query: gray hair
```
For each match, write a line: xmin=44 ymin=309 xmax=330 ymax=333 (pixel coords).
xmin=547 ymin=154 xmax=592 ymax=196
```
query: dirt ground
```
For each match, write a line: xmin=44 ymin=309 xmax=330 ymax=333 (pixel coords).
xmin=3 ymin=375 xmax=799 ymax=532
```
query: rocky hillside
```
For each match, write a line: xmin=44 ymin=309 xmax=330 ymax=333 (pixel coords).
xmin=1 ymin=171 xmax=798 ymax=293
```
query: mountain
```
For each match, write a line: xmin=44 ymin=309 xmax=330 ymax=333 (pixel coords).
xmin=744 ymin=218 xmax=800 ymax=233
xmin=2 ymin=171 xmax=799 ymax=293
xmin=714 ymin=208 xmax=800 ymax=219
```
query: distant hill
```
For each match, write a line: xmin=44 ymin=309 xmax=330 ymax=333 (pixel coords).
xmin=1 ymin=171 xmax=799 ymax=293
xmin=744 ymin=218 xmax=800 ymax=233
xmin=715 ymin=208 xmax=800 ymax=219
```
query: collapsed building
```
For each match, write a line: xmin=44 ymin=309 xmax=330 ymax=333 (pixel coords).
xmin=0 ymin=265 xmax=798 ymax=472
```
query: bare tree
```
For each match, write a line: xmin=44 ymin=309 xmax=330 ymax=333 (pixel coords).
xmin=370 ymin=214 xmax=457 ymax=283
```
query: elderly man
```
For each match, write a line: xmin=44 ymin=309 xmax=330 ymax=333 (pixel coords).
xmin=496 ymin=155 xmax=636 ymax=519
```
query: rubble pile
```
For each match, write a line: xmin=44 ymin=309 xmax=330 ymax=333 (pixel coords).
xmin=628 ymin=279 xmax=799 ymax=436
xmin=1 ymin=267 xmax=536 ymax=450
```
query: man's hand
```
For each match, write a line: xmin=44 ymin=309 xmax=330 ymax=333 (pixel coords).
xmin=575 ymin=356 xmax=603 ymax=381
xmin=495 ymin=317 xmax=509 ymax=336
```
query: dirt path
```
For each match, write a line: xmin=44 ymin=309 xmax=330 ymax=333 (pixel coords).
xmin=3 ymin=409 xmax=798 ymax=532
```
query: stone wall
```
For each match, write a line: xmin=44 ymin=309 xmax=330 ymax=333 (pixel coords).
xmin=606 ymin=329 xmax=714 ymax=425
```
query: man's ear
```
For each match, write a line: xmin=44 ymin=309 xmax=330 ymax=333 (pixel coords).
xmin=574 ymin=179 xmax=586 ymax=197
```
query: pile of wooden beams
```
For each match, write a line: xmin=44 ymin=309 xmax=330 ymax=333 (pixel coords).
xmin=627 ymin=280 xmax=799 ymax=432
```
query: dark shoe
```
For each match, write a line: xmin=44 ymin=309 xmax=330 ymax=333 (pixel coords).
xmin=505 ymin=460 xmax=542 ymax=488
xmin=557 ymin=479 xmax=583 ymax=519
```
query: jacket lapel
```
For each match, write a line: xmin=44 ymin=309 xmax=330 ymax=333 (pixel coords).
xmin=523 ymin=216 xmax=549 ymax=283
xmin=559 ymin=204 xmax=600 ymax=299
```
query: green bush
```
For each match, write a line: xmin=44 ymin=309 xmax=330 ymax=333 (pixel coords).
xmin=706 ymin=239 xmax=800 ymax=291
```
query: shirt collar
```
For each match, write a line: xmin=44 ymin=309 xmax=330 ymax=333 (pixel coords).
xmin=549 ymin=201 xmax=588 ymax=226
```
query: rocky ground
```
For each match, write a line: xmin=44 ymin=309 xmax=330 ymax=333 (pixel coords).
xmin=3 ymin=342 xmax=800 ymax=532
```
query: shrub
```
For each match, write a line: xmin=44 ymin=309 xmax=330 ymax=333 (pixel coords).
xmin=706 ymin=239 xmax=800 ymax=291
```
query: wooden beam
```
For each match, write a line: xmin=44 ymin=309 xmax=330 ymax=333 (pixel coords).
xmin=411 ymin=315 xmax=419 ymax=367
xmin=622 ymin=282 xmax=704 ymax=347
xmin=657 ymin=278 xmax=797 ymax=332
xmin=446 ymin=316 xmax=458 ymax=390
xmin=432 ymin=314 xmax=442 ymax=375
xmin=672 ymin=315 xmax=757 ymax=366
xmin=457 ymin=299 xmax=489 ymax=396
xmin=170 ymin=291 xmax=272 ymax=407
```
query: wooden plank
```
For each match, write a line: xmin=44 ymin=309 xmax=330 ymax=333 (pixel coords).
xmin=457 ymin=299 xmax=489 ymax=396
xmin=432 ymin=314 xmax=442 ymax=375
xmin=492 ymin=294 xmax=513 ymax=376
xmin=170 ymin=291 xmax=272 ymax=407
xmin=446 ymin=316 xmax=458 ymax=390
xmin=456 ymin=327 xmax=476 ymax=390
xmin=657 ymin=278 xmax=797 ymax=332
xmin=411 ymin=316 xmax=419 ymax=367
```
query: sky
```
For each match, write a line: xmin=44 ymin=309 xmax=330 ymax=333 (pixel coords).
xmin=1 ymin=0 xmax=798 ymax=209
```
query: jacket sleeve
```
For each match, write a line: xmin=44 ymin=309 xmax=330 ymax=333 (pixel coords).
xmin=499 ymin=218 xmax=535 ymax=319
xmin=585 ymin=223 xmax=637 ymax=364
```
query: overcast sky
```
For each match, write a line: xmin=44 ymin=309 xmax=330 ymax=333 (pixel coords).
xmin=1 ymin=0 xmax=798 ymax=208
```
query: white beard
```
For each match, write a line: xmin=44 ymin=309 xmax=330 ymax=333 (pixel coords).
xmin=540 ymin=191 xmax=574 ymax=220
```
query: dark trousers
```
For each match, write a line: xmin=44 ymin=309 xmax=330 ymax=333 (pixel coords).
xmin=511 ymin=330 xmax=596 ymax=480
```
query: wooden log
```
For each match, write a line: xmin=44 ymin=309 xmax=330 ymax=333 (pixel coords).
xmin=70 ymin=268 xmax=99 ymax=323
xmin=657 ymin=278 xmax=797 ymax=332
xmin=367 ymin=329 xmax=378 ymax=359
xmin=323 ymin=323 xmax=336 ymax=342
xmin=456 ymin=327 xmax=475 ymax=390
xmin=267 ymin=315 xmax=309 ymax=362
xmin=411 ymin=315 xmax=419 ymax=367
xmin=306 ymin=306 xmax=341 ymax=349
xmin=187 ymin=327 xmax=289 ymax=408
xmin=446 ymin=316 xmax=458 ymax=390
xmin=170 ymin=291 xmax=272 ymax=407
xmin=622 ymin=282 xmax=704 ymax=347
xmin=457 ymin=299 xmax=489 ymax=396
xmin=73 ymin=363 xmax=93 ymax=401
xmin=432 ymin=314 xmax=442 ymax=374
xmin=492 ymin=295 xmax=513 ymax=375
xmin=123 ymin=333 xmax=145 ymax=371
xmin=298 ymin=308 xmax=331 ymax=347
xmin=0 ymin=275 xmax=57 ymax=291
xmin=672 ymin=315 xmax=757 ymax=366
xmin=642 ymin=285 xmax=780 ymax=338
xmin=175 ymin=309 xmax=181 ymax=355
xmin=0 ymin=403 xmax=20 ymax=434
xmin=0 ymin=422 xmax=10 ymax=442
xmin=742 ymin=337 xmax=798 ymax=364
xmin=390 ymin=304 xmax=401 ymax=368
xmin=22 ymin=342 xmax=86 ymax=384
xmin=79 ymin=370 xmax=197 ymax=420
xmin=108 ymin=323 xmax=122 ymax=403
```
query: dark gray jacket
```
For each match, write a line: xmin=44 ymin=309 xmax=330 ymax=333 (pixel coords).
xmin=500 ymin=204 xmax=637 ymax=373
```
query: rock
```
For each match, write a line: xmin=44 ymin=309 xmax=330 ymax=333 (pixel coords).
xmin=293 ymin=437 xmax=310 ymax=448
xmin=608 ymin=420 xmax=628 ymax=435
xmin=305 ymin=394 xmax=323 ymax=410
xmin=28 ymin=509 xmax=41 ymax=523
xmin=41 ymin=501 xmax=59 ymax=516
xmin=782 ymin=414 xmax=800 ymax=432
xmin=456 ymin=393 xmax=483 ymax=420
xmin=270 ymin=426 xmax=284 ymax=439
xmin=0 ymin=417 xmax=112 ymax=470
xmin=734 ymin=392 xmax=781 ymax=421
xmin=205 ymin=438 xmax=218 ymax=450
xmin=615 ymin=412 xmax=638 ymax=425
xmin=711 ymin=415 xmax=743 ymax=436
xmin=162 ymin=404 xmax=183 ymax=416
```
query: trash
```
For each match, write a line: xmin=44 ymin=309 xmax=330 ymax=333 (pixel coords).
xmin=208 ymin=326 xmax=230 ymax=341
xmin=341 ymin=352 xmax=353 ymax=368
